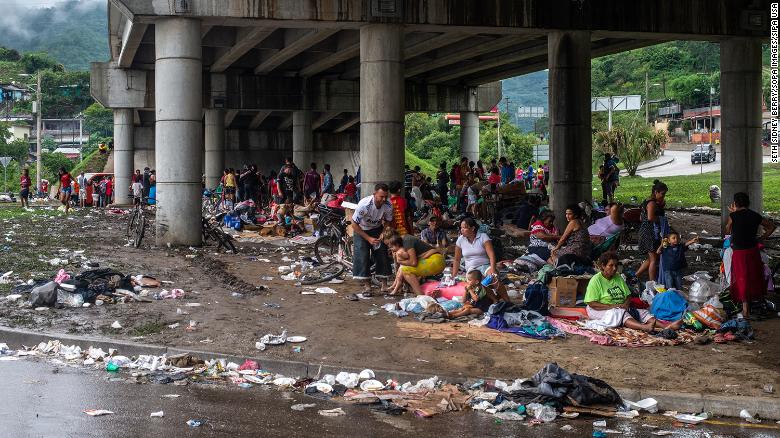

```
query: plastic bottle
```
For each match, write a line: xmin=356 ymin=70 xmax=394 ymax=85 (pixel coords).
xmin=106 ymin=361 xmax=119 ymax=372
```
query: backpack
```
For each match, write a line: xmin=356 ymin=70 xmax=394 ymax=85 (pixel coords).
xmin=522 ymin=283 xmax=549 ymax=315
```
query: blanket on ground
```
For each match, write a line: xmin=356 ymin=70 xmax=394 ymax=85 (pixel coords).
xmin=547 ymin=317 xmax=698 ymax=347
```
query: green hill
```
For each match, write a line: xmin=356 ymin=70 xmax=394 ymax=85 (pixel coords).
xmin=0 ymin=1 xmax=108 ymax=72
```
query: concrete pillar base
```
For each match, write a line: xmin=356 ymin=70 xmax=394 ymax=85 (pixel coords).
xmin=113 ymin=108 xmax=134 ymax=205
xmin=720 ymin=38 xmax=763 ymax=233
xmin=460 ymin=111 xmax=479 ymax=162
xmin=154 ymin=17 xmax=203 ymax=246
xmin=205 ymin=109 xmax=225 ymax=190
xmin=293 ymin=110 xmax=313 ymax=167
xmin=548 ymin=30 xmax=592 ymax=231
xmin=360 ymin=23 xmax=405 ymax=191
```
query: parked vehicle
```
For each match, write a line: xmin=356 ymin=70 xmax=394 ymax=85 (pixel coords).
xmin=691 ymin=143 xmax=716 ymax=164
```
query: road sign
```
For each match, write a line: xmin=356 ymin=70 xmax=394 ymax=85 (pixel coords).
xmin=0 ymin=157 xmax=11 ymax=168
xmin=517 ymin=106 xmax=546 ymax=118
xmin=0 ymin=157 xmax=11 ymax=193
xmin=532 ymin=145 xmax=549 ymax=163
xmin=591 ymin=95 xmax=642 ymax=112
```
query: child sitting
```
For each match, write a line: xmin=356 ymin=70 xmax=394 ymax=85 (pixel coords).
xmin=657 ymin=231 xmax=699 ymax=290
xmin=447 ymin=270 xmax=498 ymax=318
xmin=420 ymin=216 xmax=447 ymax=247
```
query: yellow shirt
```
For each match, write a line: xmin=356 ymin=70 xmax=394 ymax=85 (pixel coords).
xmin=224 ymin=173 xmax=236 ymax=188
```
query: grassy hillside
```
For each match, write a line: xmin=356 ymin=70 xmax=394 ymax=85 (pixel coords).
xmin=71 ymin=148 xmax=108 ymax=175
xmin=405 ymin=149 xmax=438 ymax=178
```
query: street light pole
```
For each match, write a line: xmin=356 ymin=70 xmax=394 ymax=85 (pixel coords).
xmin=35 ymin=71 xmax=42 ymax=192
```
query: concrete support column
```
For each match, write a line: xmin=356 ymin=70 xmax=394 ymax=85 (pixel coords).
xmin=113 ymin=108 xmax=134 ymax=205
xmin=204 ymin=109 xmax=225 ymax=189
xmin=460 ymin=111 xmax=480 ymax=162
xmin=360 ymin=23 xmax=405 ymax=191
xmin=720 ymin=38 xmax=763 ymax=232
xmin=548 ymin=31 xmax=592 ymax=231
xmin=293 ymin=110 xmax=313 ymax=167
xmin=154 ymin=17 xmax=202 ymax=246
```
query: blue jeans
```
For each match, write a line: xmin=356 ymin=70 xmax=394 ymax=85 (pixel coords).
xmin=352 ymin=227 xmax=392 ymax=280
xmin=663 ymin=270 xmax=682 ymax=290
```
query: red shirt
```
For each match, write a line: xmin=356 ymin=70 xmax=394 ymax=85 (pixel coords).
xmin=488 ymin=173 xmax=501 ymax=185
xmin=20 ymin=175 xmax=31 ymax=189
xmin=105 ymin=180 xmax=113 ymax=196
xmin=344 ymin=183 xmax=357 ymax=197
xmin=390 ymin=195 xmax=409 ymax=235
xmin=60 ymin=174 xmax=72 ymax=188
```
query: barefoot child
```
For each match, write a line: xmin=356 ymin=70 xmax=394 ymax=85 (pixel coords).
xmin=447 ymin=269 xmax=498 ymax=318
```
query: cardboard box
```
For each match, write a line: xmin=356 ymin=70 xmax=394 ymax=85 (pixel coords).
xmin=548 ymin=277 xmax=589 ymax=307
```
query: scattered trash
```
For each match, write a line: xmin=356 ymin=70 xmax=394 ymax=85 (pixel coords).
xmin=110 ymin=321 xmax=122 ymax=329
xmin=161 ymin=394 xmax=181 ymax=399
xmin=286 ymin=336 xmax=307 ymax=343
xmin=150 ymin=411 xmax=164 ymax=418
xmin=255 ymin=331 xmax=288 ymax=351
xmin=674 ymin=413 xmax=707 ymax=424
xmin=83 ymin=409 xmax=114 ymax=416
xmin=315 ymin=287 xmax=337 ymax=294
xmin=593 ymin=420 xmax=607 ymax=428
xmin=651 ymin=432 xmax=673 ymax=436
xmin=291 ymin=403 xmax=317 ymax=411
xmin=764 ymin=384 xmax=774 ymax=394
xmin=740 ymin=409 xmax=760 ymax=423
xmin=186 ymin=419 xmax=202 ymax=427
xmin=318 ymin=408 xmax=346 ymax=417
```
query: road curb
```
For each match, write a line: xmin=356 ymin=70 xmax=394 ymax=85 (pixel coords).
xmin=620 ymin=157 xmax=675 ymax=176
xmin=1 ymin=326 xmax=778 ymax=420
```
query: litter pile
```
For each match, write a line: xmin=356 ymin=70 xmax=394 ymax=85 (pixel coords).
xmin=4 ymin=268 xmax=180 ymax=309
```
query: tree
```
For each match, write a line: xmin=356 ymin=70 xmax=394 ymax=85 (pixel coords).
xmin=19 ymin=52 xmax=63 ymax=74
xmin=83 ymin=103 xmax=113 ymax=137
xmin=594 ymin=126 xmax=667 ymax=176
xmin=0 ymin=139 xmax=31 ymax=165
xmin=0 ymin=47 xmax=21 ymax=62
xmin=42 ymin=136 xmax=57 ymax=152
xmin=41 ymin=152 xmax=74 ymax=177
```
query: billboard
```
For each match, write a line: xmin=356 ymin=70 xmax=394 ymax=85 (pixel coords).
xmin=591 ymin=95 xmax=642 ymax=112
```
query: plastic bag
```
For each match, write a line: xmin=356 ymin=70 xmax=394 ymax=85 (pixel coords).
xmin=688 ymin=279 xmax=719 ymax=303
xmin=57 ymin=290 xmax=85 ymax=308
xmin=641 ymin=281 xmax=658 ymax=304
xmin=30 ymin=281 xmax=58 ymax=307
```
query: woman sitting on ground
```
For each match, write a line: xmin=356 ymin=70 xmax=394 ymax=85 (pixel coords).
xmin=527 ymin=211 xmax=560 ymax=261
xmin=588 ymin=202 xmax=625 ymax=244
xmin=550 ymin=204 xmax=592 ymax=266
xmin=385 ymin=231 xmax=446 ymax=295
xmin=451 ymin=218 xmax=511 ymax=301
xmin=585 ymin=253 xmax=682 ymax=332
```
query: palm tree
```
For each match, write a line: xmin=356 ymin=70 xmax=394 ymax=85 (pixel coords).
xmin=594 ymin=125 xmax=667 ymax=176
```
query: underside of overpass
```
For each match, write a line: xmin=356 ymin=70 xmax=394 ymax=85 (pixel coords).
xmin=91 ymin=0 xmax=770 ymax=245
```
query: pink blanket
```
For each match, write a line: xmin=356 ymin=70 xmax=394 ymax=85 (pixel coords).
xmin=420 ymin=281 xmax=466 ymax=300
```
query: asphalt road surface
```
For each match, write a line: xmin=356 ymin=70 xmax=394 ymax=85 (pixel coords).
xmin=634 ymin=150 xmax=772 ymax=178
xmin=1 ymin=358 xmax=778 ymax=438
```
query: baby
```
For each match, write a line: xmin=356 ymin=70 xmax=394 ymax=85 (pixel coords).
xmin=447 ymin=269 xmax=498 ymax=318
xmin=657 ymin=231 xmax=698 ymax=290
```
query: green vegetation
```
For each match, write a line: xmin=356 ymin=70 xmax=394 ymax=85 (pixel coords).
xmin=600 ymin=164 xmax=780 ymax=214
xmin=594 ymin=126 xmax=667 ymax=176
xmin=0 ymin=1 xmax=108 ymax=71
xmin=71 ymin=149 xmax=109 ymax=176
xmin=129 ymin=320 xmax=168 ymax=337
xmin=404 ymin=149 xmax=438 ymax=178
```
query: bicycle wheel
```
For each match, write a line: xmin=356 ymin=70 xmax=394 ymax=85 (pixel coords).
xmin=127 ymin=209 xmax=138 ymax=241
xmin=206 ymin=226 xmax=236 ymax=253
xmin=314 ymin=234 xmax=340 ymax=264
xmin=133 ymin=214 xmax=146 ymax=248
xmin=300 ymin=262 xmax=346 ymax=285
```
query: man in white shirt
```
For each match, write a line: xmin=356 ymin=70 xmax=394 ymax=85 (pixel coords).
xmin=351 ymin=183 xmax=393 ymax=294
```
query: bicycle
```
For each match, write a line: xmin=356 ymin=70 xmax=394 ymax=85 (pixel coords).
xmin=126 ymin=196 xmax=148 ymax=248
xmin=202 ymin=212 xmax=237 ymax=253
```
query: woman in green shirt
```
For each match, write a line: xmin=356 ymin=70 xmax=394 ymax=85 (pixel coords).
xmin=585 ymin=253 xmax=682 ymax=332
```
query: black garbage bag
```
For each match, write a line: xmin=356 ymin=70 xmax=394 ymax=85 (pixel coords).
xmin=30 ymin=281 xmax=58 ymax=307
xmin=503 ymin=363 xmax=622 ymax=408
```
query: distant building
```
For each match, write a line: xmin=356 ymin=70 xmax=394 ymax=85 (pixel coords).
xmin=7 ymin=122 xmax=31 ymax=142
xmin=52 ymin=147 xmax=82 ymax=160
xmin=0 ymin=83 xmax=31 ymax=103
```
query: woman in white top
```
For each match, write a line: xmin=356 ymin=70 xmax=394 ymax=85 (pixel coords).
xmin=588 ymin=202 xmax=625 ymax=244
xmin=451 ymin=217 xmax=510 ymax=301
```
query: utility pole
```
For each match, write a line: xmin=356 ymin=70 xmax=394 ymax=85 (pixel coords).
xmin=607 ymin=96 xmax=613 ymax=130
xmin=497 ymin=106 xmax=502 ymax=159
xmin=645 ymin=71 xmax=650 ymax=125
xmin=35 ymin=70 xmax=42 ymax=192
xmin=78 ymin=113 xmax=83 ymax=162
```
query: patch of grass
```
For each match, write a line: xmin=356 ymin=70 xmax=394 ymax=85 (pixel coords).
xmin=596 ymin=164 xmax=780 ymax=214
xmin=128 ymin=321 xmax=167 ymax=337
xmin=405 ymin=150 xmax=438 ymax=178
xmin=6 ymin=314 xmax=36 ymax=328
xmin=71 ymin=149 xmax=109 ymax=176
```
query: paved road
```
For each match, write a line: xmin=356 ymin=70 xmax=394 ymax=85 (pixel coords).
xmin=633 ymin=150 xmax=772 ymax=178
xmin=1 ymin=358 xmax=777 ymax=438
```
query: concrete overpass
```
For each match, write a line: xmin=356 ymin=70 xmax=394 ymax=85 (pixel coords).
xmin=91 ymin=0 xmax=770 ymax=245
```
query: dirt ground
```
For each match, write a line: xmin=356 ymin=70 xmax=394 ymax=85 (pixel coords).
xmin=0 ymin=205 xmax=778 ymax=399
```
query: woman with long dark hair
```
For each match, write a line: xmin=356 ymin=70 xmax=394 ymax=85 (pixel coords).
xmin=636 ymin=180 xmax=668 ymax=281
xmin=725 ymin=192 xmax=776 ymax=318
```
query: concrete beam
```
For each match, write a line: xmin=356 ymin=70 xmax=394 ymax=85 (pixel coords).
xmin=427 ymin=41 xmax=548 ymax=83
xmin=313 ymin=111 xmax=340 ymax=130
xmin=254 ymin=29 xmax=340 ymax=74
xmin=300 ymin=43 xmax=359 ymax=77
xmin=333 ymin=115 xmax=359 ymax=133
xmin=90 ymin=62 xmax=151 ymax=109
xmin=278 ymin=114 xmax=293 ymax=130
xmin=201 ymin=24 xmax=213 ymax=38
xmin=405 ymin=32 xmax=470 ymax=59
xmin=114 ymin=0 xmax=769 ymax=39
xmin=225 ymin=109 xmax=239 ymax=127
xmin=118 ymin=21 xmax=148 ymax=68
xmin=248 ymin=110 xmax=272 ymax=129
xmin=211 ymin=27 xmax=274 ymax=73
xmin=405 ymin=35 xmax=531 ymax=78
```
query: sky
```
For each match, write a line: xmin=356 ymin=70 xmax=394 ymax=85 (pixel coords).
xmin=0 ymin=0 xmax=102 ymax=42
